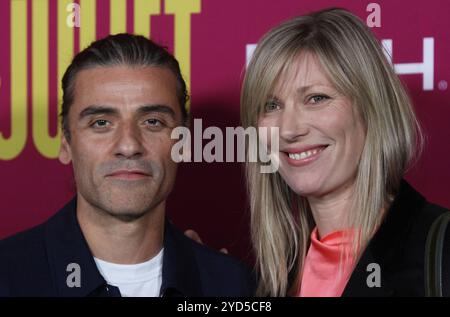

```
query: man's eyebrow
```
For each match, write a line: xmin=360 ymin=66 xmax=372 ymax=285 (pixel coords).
xmin=79 ymin=106 xmax=119 ymax=120
xmin=137 ymin=104 xmax=176 ymax=118
xmin=78 ymin=104 xmax=177 ymax=121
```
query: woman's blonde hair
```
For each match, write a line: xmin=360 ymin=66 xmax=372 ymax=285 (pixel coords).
xmin=241 ymin=8 xmax=424 ymax=296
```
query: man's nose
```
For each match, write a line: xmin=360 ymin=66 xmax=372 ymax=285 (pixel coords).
xmin=114 ymin=123 xmax=145 ymax=159
xmin=279 ymin=104 xmax=309 ymax=142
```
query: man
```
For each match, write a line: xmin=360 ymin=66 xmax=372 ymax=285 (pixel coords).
xmin=0 ymin=34 xmax=254 ymax=297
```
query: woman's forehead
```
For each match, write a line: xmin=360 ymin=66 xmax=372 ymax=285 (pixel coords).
xmin=271 ymin=52 xmax=336 ymax=96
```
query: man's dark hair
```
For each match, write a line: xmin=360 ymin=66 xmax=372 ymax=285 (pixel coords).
xmin=61 ymin=33 xmax=189 ymax=140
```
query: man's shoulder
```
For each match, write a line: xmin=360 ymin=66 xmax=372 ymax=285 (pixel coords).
xmin=188 ymin=234 xmax=252 ymax=274
xmin=0 ymin=220 xmax=54 ymax=296
xmin=0 ymin=221 xmax=48 ymax=259
xmin=166 ymin=223 xmax=256 ymax=296
xmin=0 ymin=201 xmax=72 ymax=256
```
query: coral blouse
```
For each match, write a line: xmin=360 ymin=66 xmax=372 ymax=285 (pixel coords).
xmin=298 ymin=227 xmax=356 ymax=297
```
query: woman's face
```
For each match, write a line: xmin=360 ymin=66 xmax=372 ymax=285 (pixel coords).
xmin=258 ymin=52 xmax=366 ymax=199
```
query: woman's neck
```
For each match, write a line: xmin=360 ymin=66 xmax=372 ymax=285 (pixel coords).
xmin=307 ymin=179 xmax=356 ymax=239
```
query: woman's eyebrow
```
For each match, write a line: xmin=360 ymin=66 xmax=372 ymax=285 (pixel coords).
xmin=296 ymin=83 xmax=334 ymax=94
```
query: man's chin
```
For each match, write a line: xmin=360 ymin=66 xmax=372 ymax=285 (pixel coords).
xmin=106 ymin=210 xmax=148 ymax=222
xmin=98 ymin=199 xmax=154 ymax=222
xmin=98 ymin=202 xmax=151 ymax=222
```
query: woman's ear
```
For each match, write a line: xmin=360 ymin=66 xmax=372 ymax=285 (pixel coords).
xmin=59 ymin=135 xmax=72 ymax=165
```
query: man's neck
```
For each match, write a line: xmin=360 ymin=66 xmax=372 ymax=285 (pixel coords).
xmin=76 ymin=196 xmax=165 ymax=265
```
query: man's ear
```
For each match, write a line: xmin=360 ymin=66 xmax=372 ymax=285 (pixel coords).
xmin=59 ymin=134 xmax=72 ymax=165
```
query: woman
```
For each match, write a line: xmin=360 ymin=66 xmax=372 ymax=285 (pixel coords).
xmin=241 ymin=8 xmax=449 ymax=296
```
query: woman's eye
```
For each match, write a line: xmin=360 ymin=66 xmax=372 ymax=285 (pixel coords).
xmin=309 ymin=95 xmax=329 ymax=104
xmin=264 ymin=101 xmax=280 ymax=112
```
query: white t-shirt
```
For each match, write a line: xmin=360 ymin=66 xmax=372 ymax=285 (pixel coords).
xmin=94 ymin=249 xmax=164 ymax=297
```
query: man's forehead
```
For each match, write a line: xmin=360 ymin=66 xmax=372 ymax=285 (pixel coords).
xmin=74 ymin=65 xmax=177 ymax=89
xmin=71 ymin=66 xmax=179 ymax=112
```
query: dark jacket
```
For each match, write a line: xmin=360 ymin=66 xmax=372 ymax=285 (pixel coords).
xmin=0 ymin=198 xmax=255 ymax=297
xmin=342 ymin=180 xmax=450 ymax=296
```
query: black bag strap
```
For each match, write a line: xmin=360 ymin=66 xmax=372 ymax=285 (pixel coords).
xmin=425 ymin=211 xmax=450 ymax=297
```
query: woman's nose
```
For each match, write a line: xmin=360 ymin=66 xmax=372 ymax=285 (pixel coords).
xmin=279 ymin=105 xmax=309 ymax=142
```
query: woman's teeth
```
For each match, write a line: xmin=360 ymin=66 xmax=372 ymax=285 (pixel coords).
xmin=288 ymin=147 xmax=325 ymax=160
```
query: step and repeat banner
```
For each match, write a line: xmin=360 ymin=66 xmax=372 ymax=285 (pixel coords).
xmin=0 ymin=0 xmax=449 ymax=261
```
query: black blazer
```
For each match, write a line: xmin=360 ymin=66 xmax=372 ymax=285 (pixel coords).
xmin=342 ymin=180 xmax=450 ymax=296
xmin=0 ymin=198 xmax=255 ymax=297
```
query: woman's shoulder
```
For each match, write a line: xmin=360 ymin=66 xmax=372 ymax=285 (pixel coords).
xmin=399 ymin=181 xmax=450 ymax=297
xmin=398 ymin=180 xmax=449 ymax=229
xmin=349 ymin=180 xmax=449 ymax=296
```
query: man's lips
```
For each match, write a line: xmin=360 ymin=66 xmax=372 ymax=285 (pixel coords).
xmin=106 ymin=170 xmax=151 ymax=180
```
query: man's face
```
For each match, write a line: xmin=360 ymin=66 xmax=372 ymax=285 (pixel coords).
xmin=59 ymin=66 xmax=182 ymax=220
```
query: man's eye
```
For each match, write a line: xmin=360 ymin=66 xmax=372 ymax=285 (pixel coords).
xmin=91 ymin=119 xmax=110 ymax=128
xmin=309 ymin=95 xmax=330 ymax=104
xmin=264 ymin=101 xmax=280 ymax=112
xmin=145 ymin=118 xmax=163 ymax=127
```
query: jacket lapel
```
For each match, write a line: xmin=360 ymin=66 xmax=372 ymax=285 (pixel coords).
xmin=343 ymin=180 xmax=427 ymax=297
xmin=44 ymin=198 xmax=109 ymax=296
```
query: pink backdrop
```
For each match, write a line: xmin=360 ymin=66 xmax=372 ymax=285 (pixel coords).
xmin=1 ymin=0 xmax=449 ymax=263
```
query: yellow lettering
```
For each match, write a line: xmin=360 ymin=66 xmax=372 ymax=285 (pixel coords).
xmin=110 ymin=0 xmax=126 ymax=34
xmin=134 ymin=0 xmax=160 ymax=37
xmin=0 ymin=0 xmax=27 ymax=160
xmin=57 ymin=0 xmax=75 ymax=155
xmin=165 ymin=0 xmax=201 ymax=110
xmin=32 ymin=0 xmax=61 ymax=158
xmin=79 ymin=0 xmax=96 ymax=50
